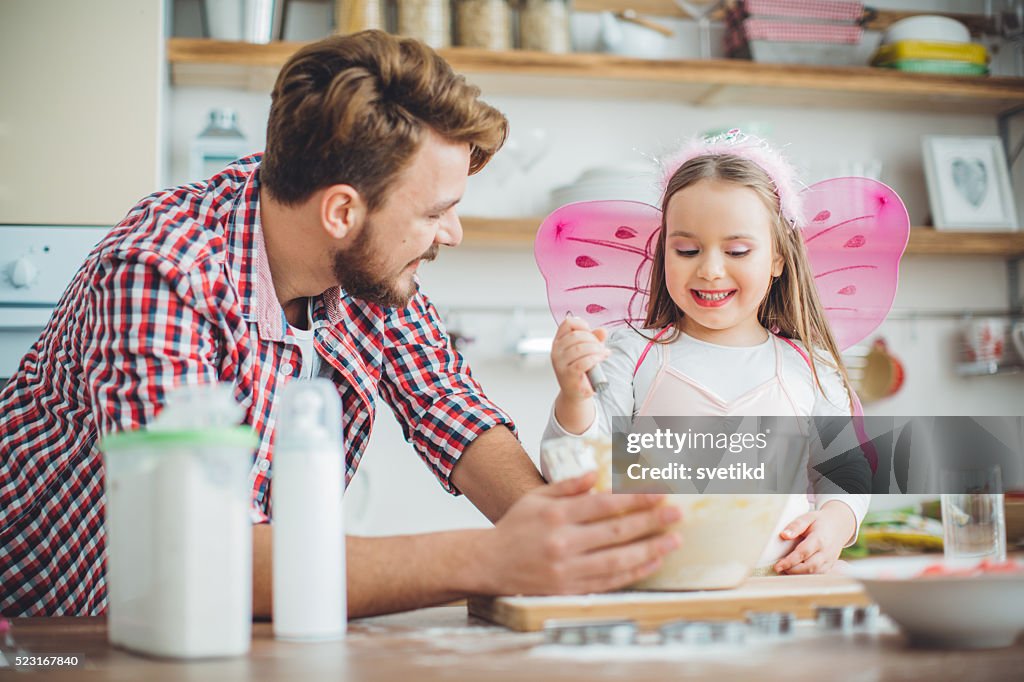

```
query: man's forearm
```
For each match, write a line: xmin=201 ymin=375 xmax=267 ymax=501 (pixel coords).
xmin=252 ymin=524 xmax=493 ymax=620
xmin=345 ymin=532 xmax=491 ymax=618
xmin=449 ymin=425 xmax=545 ymax=522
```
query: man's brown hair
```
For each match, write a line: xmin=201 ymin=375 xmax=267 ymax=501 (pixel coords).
xmin=261 ymin=30 xmax=508 ymax=210
xmin=643 ymin=154 xmax=855 ymax=413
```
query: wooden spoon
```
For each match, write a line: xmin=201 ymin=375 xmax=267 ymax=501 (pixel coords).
xmin=615 ymin=10 xmax=675 ymax=38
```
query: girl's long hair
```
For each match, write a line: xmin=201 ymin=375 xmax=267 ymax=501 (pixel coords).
xmin=642 ymin=154 xmax=854 ymax=413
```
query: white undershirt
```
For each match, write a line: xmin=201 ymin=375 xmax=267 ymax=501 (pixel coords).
xmin=287 ymin=297 xmax=321 ymax=380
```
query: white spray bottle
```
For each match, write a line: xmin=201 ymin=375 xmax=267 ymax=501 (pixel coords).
xmin=272 ymin=379 xmax=346 ymax=641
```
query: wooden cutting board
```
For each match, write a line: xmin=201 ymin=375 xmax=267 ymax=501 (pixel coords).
xmin=468 ymin=574 xmax=870 ymax=632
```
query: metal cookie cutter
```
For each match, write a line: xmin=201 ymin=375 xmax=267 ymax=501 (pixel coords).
xmin=746 ymin=611 xmax=795 ymax=637
xmin=542 ymin=619 xmax=638 ymax=646
xmin=854 ymin=604 xmax=881 ymax=630
xmin=815 ymin=605 xmax=859 ymax=631
xmin=659 ymin=620 xmax=746 ymax=646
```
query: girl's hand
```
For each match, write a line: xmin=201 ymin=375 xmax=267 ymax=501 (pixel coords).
xmin=772 ymin=501 xmax=857 ymax=575
xmin=551 ymin=315 xmax=609 ymax=401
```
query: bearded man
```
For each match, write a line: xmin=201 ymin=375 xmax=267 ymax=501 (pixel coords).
xmin=0 ymin=31 xmax=679 ymax=618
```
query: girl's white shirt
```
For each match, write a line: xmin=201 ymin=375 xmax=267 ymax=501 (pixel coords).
xmin=543 ymin=326 xmax=869 ymax=539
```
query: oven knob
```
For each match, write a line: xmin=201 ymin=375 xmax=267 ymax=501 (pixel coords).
xmin=8 ymin=257 xmax=39 ymax=288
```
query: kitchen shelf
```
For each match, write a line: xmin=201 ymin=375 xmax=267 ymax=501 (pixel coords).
xmin=905 ymin=228 xmax=1024 ymax=257
xmin=167 ymin=38 xmax=1024 ymax=115
xmin=462 ymin=217 xmax=1024 ymax=257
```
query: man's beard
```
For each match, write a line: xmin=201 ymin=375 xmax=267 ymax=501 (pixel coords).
xmin=332 ymin=221 xmax=439 ymax=308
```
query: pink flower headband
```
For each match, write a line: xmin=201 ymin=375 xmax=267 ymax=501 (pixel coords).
xmin=660 ymin=129 xmax=804 ymax=229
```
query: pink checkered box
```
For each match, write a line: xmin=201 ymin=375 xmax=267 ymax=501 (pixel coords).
xmin=742 ymin=0 xmax=864 ymax=23
xmin=742 ymin=18 xmax=863 ymax=44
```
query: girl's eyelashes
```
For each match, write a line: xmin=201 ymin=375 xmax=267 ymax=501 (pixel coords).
xmin=671 ymin=247 xmax=752 ymax=257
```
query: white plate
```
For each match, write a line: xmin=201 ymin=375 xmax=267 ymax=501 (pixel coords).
xmin=884 ymin=15 xmax=970 ymax=45
xmin=550 ymin=181 xmax=661 ymax=211
xmin=575 ymin=164 xmax=658 ymax=184
xmin=841 ymin=556 xmax=1024 ymax=649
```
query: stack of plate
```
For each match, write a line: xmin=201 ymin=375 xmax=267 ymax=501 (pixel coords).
xmin=549 ymin=164 xmax=661 ymax=211
xmin=872 ymin=16 xmax=988 ymax=76
xmin=724 ymin=0 xmax=875 ymax=66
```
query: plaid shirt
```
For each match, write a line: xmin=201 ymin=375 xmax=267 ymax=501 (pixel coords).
xmin=0 ymin=156 xmax=516 ymax=616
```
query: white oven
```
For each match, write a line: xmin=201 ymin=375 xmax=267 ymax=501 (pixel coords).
xmin=0 ymin=225 xmax=112 ymax=385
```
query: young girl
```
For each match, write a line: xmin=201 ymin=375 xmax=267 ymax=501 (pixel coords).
xmin=544 ymin=132 xmax=870 ymax=576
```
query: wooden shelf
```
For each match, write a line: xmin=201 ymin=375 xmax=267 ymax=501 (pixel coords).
xmin=905 ymin=227 xmax=1024 ymax=257
xmin=167 ymin=38 xmax=1024 ymax=115
xmin=461 ymin=216 xmax=543 ymax=244
xmin=167 ymin=36 xmax=1024 ymax=258
xmin=463 ymin=217 xmax=1024 ymax=257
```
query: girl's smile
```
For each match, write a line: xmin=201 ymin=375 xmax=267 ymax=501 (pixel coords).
xmin=691 ymin=289 xmax=737 ymax=307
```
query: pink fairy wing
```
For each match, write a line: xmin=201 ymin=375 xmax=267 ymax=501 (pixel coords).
xmin=534 ymin=180 xmax=910 ymax=347
xmin=534 ymin=200 xmax=662 ymax=330
xmin=800 ymin=178 xmax=910 ymax=350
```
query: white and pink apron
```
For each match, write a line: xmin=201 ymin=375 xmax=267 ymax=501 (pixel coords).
xmin=633 ymin=331 xmax=819 ymax=571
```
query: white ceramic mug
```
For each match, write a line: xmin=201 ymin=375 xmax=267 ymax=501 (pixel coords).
xmin=1012 ymin=321 xmax=1024 ymax=361
xmin=963 ymin=317 xmax=1007 ymax=363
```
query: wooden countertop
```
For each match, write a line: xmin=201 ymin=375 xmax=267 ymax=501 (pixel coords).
xmin=5 ymin=606 xmax=1023 ymax=680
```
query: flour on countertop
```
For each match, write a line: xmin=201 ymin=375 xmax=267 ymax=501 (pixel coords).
xmin=528 ymin=641 xmax=768 ymax=662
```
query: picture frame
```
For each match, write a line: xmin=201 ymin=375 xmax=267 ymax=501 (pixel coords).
xmin=922 ymin=135 xmax=1019 ymax=231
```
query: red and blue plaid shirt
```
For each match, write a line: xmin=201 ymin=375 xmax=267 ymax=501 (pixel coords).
xmin=0 ymin=155 xmax=516 ymax=616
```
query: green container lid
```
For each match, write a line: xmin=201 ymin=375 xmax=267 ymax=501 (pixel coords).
xmin=878 ymin=60 xmax=989 ymax=76
xmin=100 ymin=426 xmax=258 ymax=453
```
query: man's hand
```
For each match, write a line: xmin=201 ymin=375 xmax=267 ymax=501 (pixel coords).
xmin=473 ymin=472 xmax=681 ymax=595
xmin=773 ymin=501 xmax=856 ymax=575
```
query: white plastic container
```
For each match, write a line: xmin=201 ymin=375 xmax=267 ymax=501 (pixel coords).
xmin=273 ymin=379 xmax=346 ymax=641
xmin=100 ymin=419 xmax=257 ymax=658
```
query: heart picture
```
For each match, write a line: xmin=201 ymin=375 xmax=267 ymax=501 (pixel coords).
xmin=951 ymin=157 xmax=988 ymax=207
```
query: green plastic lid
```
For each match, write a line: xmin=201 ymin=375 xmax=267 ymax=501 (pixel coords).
xmin=100 ymin=426 xmax=258 ymax=453
xmin=878 ymin=60 xmax=988 ymax=76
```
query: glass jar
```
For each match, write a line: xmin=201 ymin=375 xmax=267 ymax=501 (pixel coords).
xmin=518 ymin=0 xmax=570 ymax=53
xmin=396 ymin=0 xmax=451 ymax=48
xmin=455 ymin=0 xmax=512 ymax=50
xmin=334 ymin=0 xmax=385 ymax=34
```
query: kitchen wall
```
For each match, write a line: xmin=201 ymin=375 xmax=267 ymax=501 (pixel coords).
xmin=165 ymin=0 xmax=1023 ymax=533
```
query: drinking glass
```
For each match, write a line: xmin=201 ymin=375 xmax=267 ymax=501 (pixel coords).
xmin=1001 ymin=0 xmax=1024 ymax=76
xmin=674 ymin=0 xmax=720 ymax=59
xmin=940 ymin=465 xmax=1007 ymax=563
xmin=987 ymin=0 xmax=1024 ymax=76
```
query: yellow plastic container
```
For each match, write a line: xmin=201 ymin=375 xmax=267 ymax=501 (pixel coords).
xmin=873 ymin=40 xmax=987 ymax=66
